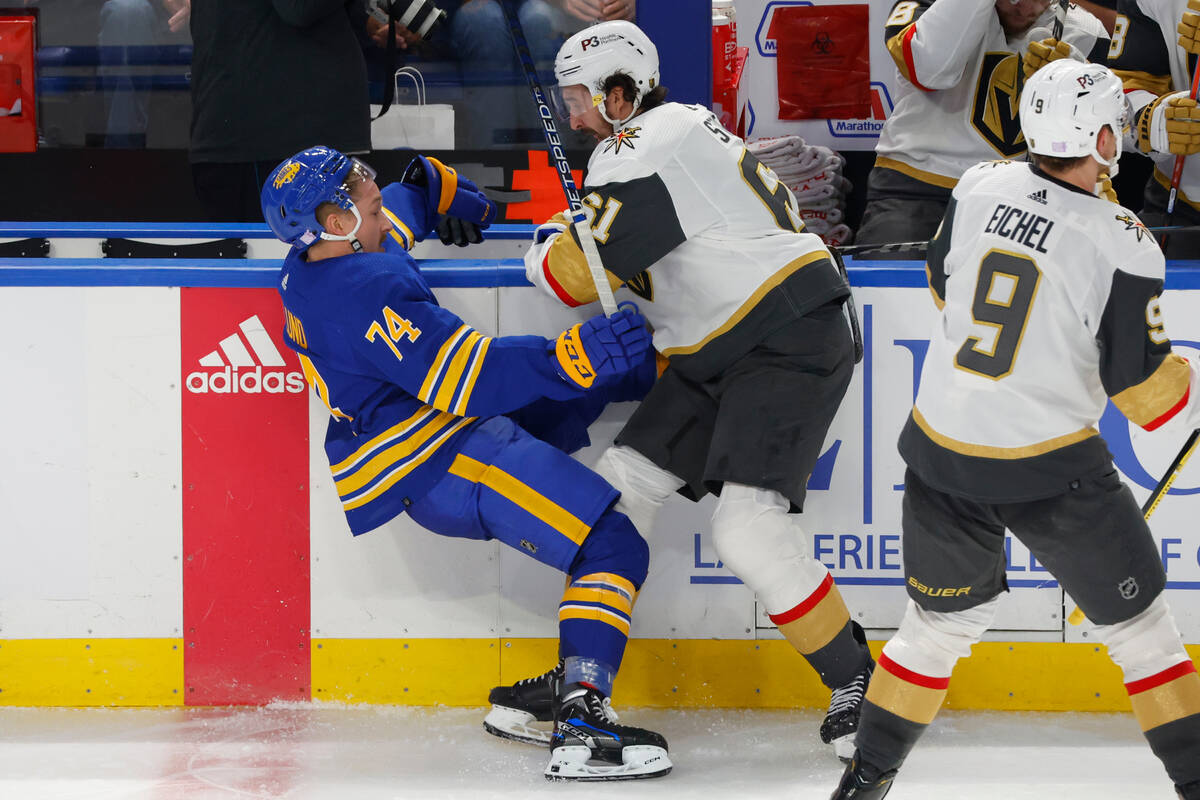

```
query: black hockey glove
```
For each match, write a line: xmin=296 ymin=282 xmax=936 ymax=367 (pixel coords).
xmin=437 ymin=215 xmax=484 ymax=247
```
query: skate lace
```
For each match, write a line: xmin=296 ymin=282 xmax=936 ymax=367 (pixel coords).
xmin=827 ymin=670 xmax=868 ymax=716
xmin=586 ymin=693 xmax=620 ymax=724
xmin=515 ymin=662 xmax=563 ymax=689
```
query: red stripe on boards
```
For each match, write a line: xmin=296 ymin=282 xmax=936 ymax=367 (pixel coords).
xmin=181 ymin=287 xmax=310 ymax=704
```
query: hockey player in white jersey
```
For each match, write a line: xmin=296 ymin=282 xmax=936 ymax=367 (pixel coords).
xmin=856 ymin=0 xmax=1110 ymax=245
xmin=484 ymin=20 xmax=876 ymax=763
xmin=832 ymin=60 xmax=1200 ymax=800
xmin=1108 ymin=0 xmax=1200 ymax=256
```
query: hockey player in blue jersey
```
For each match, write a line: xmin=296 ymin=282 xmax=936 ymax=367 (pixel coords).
xmin=260 ymin=145 xmax=671 ymax=781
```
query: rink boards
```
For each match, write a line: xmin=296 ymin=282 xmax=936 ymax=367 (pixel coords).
xmin=0 ymin=228 xmax=1198 ymax=709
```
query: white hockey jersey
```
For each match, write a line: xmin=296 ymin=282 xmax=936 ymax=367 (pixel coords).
xmin=524 ymin=103 xmax=848 ymax=380
xmin=1110 ymin=0 xmax=1200 ymax=212
xmin=900 ymin=160 xmax=1197 ymax=501
xmin=877 ymin=0 xmax=1110 ymax=187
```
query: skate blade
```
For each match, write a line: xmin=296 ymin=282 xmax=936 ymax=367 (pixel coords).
xmin=482 ymin=705 xmax=552 ymax=747
xmin=831 ymin=733 xmax=856 ymax=764
xmin=544 ymin=745 xmax=672 ymax=781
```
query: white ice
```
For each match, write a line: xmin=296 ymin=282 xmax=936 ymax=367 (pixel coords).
xmin=0 ymin=704 xmax=1176 ymax=799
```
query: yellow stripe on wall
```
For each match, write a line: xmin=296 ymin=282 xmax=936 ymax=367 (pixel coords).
xmin=4 ymin=638 xmax=1199 ymax=711
xmin=0 ymin=638 xmax=183 ymax=706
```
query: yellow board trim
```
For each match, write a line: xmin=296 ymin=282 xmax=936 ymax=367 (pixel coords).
xmin=875 ymin=156 xmax=959 ymax=189
xmin=661 ymin=251 xmax=830 ymax=358
xmin=448 ymin=454 xmax=591 ymax=546
xmin=0 ymin=638 xmax=184 ymax=706
xmin=912 ymin=406 xmax=1098 ymax=459
xmin=5 ymin=639 xmax=1199 ymax=710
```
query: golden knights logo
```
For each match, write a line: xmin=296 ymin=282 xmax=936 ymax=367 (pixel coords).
xmin=603 ymin=126 xmax=642 ymax=155
xmin=971 ymin=52 xmax=1027 ymax=158
xmin=1115 ymin=213 xmax=1149 ymax=242
xmin=625 ymin=270 xmax=653 ymax=302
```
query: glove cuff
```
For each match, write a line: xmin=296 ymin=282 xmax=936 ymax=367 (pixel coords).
xmin=554 ymin=324 xmax=597 ymax=389
xmin=1135 ymin=95 xmax=1162 ymax=154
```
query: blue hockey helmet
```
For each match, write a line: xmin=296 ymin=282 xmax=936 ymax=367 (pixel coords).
xmin=261 ymin=146 xmax=378 ymax=250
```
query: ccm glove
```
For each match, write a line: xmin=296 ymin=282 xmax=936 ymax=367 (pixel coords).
xmin=1022 ymin=38 xmax=1080 ymax=81
xmin=1135 ymin=91 xmax=1200 ymax=155
xmin=402 ymin=155 xmax=497 ymax=227
xmin=1180 ymin=0 xmax=1200 ymax=54
xmin=552 ymin=304 xmax=651 ymax=389
xmin=437 ymin=216 xmax=484 ymax=247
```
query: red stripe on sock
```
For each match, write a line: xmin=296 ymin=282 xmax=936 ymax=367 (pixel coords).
xmin=879 ymin=652 xmax=951 ymax=690
xmin=1126 ymin=660 xmax=1198 ymax=696
xmin=768 ymin=573 xmax=834 ymax=625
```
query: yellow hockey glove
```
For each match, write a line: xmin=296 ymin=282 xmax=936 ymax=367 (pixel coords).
xmin=1136 ymin=91 xmax=1200 ymax=156
xmin=1179 ymin=0 xmax=1200 ymax=55
xmin=1023 ymin=38 xmax=1077 ymax=81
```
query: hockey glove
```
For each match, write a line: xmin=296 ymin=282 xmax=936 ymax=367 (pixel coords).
xmin=552 ymin=304 xmax=651 ymax=390
xmin=1096 ymin=171 xmax=1118 ymax=203
xmin=1135 ymin=91 xmax=1200 ymax=156
xmin=402 ymin=155 xmax=498 ymax=227
xmin=437 ymin=215 xmax=484 ymax=247
xmin=1179 ymin=0 xmax=1200 ymax=55
xmin=1022 ymin=38 xmax=1080 ymax=81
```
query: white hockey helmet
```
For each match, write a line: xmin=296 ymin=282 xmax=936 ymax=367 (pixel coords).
xmin=554 ymin=20 xmax=659 ymax=127
xmin=1019 ymin=59 xmax=1128 ymax=173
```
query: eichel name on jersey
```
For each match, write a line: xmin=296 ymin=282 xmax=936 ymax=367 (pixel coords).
xmin=527 ymin=102 xmax=849 ymax=382
xmin=1109 ymin=0 xmax=1200 ymax=211
xmin=278 ymin=181 xmax=649 ymax=535
xmin=900 ymin=160 xmax=1191 ymax=502
xmin=878 ymin=0 xmax=1109 ymax=187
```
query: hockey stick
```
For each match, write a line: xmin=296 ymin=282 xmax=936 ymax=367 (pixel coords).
xmin=1051 ymin=0 xmax=1069 ymax=40
xmin=829 ymin=246 xmax=864 ymax=364
xmin=1067 ymin=428 xmax=1200 ymax=625
xmin=1162 ymin=53 xmax=1200 ymax=238
xmin=500 ymin=0 xmax=618 ymax=316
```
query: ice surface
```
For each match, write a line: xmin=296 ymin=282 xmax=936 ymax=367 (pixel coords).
xmin=0 ymin=704 xmax=1175 ymax=799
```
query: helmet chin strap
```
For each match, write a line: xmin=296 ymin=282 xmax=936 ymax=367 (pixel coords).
xmin=595 ymin=90 xmax=637 ymax=129
xmin=1090 ymin=124 xmax=1121 ymax=178
xmin=319 ymin=203 xmax=365 ymax=253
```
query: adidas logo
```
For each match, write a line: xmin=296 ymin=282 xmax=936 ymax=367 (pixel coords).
xmin=185 ymin=314 xmax=305 ymax=395
xmin=1027 ymin=189 xmax=1047 ymax=205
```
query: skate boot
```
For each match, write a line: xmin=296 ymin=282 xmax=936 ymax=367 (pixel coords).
xmin=482 ymin=660 xmax=563 ymax=746
xmin=830 ymin=752 xmax=897 ymax=799
xmin=820 ymin=626 xmax=876 ymax=761
xmin=544 ymin=682 xmax=672 ymax=781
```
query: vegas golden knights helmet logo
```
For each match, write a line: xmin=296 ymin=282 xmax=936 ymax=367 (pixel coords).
xmin=971 ymin=52 xmax=1027 ymax=158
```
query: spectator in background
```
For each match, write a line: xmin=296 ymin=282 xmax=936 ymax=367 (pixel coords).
xmin=189 ymin=0 xmax=373 ymax=222
xmin=854 ymin=0 xmax=1109 ymax=246
xmin=98 ymin=0 xmax=190 ymax=148
xmin=449 ymin=0 xmax=634 ymax=148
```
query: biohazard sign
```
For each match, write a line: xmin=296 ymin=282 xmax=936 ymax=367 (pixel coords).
xmin=769 ymin=4 xmax=870 ymax=121
xmin=0 ymin=15 xmax=37 ymax=152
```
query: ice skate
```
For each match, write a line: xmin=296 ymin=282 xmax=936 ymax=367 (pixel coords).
xmin=482 ymin=660 xmax=563 ymax=746
xmin=821 ymin=626 xmax=876 ymax=761
xmin=830 ymin=752 xmax=897 ymax=799
xmin=544 ymin=683 xmax=672 ymax=781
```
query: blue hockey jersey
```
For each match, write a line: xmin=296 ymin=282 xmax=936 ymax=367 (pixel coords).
xmin=278 ymin=181 xmax=651 ymax=535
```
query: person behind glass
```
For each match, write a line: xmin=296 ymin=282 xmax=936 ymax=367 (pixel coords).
xmin=98 ymin=0 xmax=189 ymax=148
xmin=189 ymin=0 xmax=375 ymax=222
xmin=854 ymin=0 xmax=1110 ymax=246
xmin=260 ymin=145 xmax=671 ymax=781
xmin=448 ymin=0 xmax=634 ymax=148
